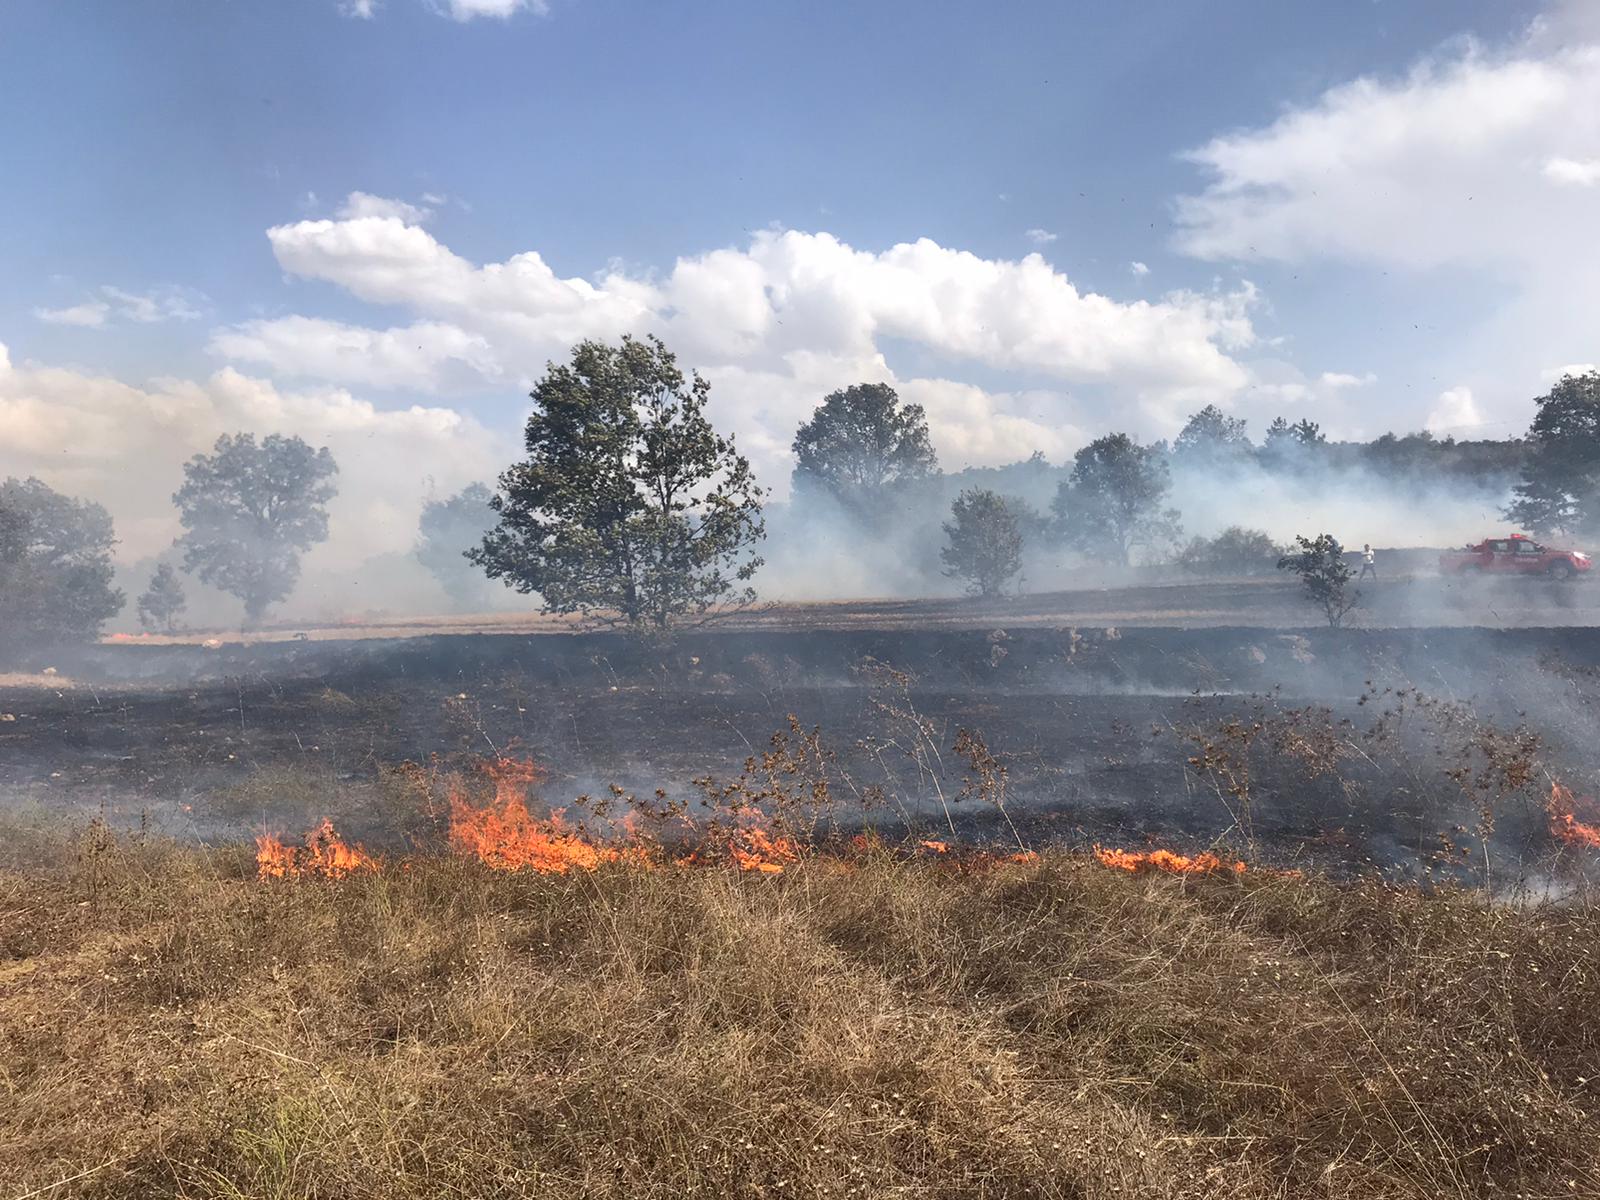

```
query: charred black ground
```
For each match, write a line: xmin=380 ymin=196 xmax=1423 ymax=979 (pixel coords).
xmin=8 ymin=578 xmax=1600 ymax=883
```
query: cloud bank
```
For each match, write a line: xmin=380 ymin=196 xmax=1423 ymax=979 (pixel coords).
xmin=211 ymin=199 xmax=1261 ymax=489
xmin=1173 ymin=10 xmax=1600 ymax=418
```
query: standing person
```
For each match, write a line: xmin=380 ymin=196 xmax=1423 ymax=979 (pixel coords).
xmin=1359 ymin=543 xmax=1377 ymax=580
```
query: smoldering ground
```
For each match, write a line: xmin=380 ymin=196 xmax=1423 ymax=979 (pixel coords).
xmin=7 ymin=616 xmax=1600 ymax=889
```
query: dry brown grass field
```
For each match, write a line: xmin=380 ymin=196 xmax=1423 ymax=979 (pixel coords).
xmin=5 ymin=817 xmax=1600 ymax=1200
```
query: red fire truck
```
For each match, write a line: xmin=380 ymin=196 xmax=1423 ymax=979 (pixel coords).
xmin=1438 ymin=534 xmax=1592 ymax=580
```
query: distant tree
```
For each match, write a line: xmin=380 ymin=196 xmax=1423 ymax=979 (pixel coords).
xmin=791 ymin=383 xmax=939 ymax=516
xmin=1052 ymin=434 xmax=1182 ymax=565
xmin=1178 ymin=526 xmax=1284 ymax=576
xmin=417 ymin=482 xmax=498 ymax=609
xmin=1364 ymin=431 xmax=1440 ymax=475
xmin=1289 ymin=418 xmax=1325 ymax=446
xmin=1173 ymin=404 xmax=1252 ymax=466
xmin=941 ymin=489 xmax=1023 ymax=597
xmin=473 ymin=336 xmax=765 ymax=631
xmin=173 ymin=433 xmax=339 ymax=624
xmin=1505 ymin=371 xmax=1600 ymax=535
xmin=1506 ymin=476 xmax=1583 ymax=537
xmin=136 ymin=562 xmax=187 ymax=633
xmin=1277 ymin=533 xmax=1360 ymax=628
xmin=0 ymin=477 xmax=124 ymax=651
xmin=1261 ymin=416 xmax=1327 ymax=466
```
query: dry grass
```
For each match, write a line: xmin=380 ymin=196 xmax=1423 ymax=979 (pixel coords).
xmin=4 ymin=823 xmax=1600 ymax=1199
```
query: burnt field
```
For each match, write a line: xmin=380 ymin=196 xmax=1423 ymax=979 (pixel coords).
xmin=91 ymin=567 xmax=1600 ymax=644
xmin=9 ymin=614 xmax=1600 ymax=883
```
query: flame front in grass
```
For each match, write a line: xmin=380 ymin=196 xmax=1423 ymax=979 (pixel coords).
xmin=255 ymin=819 xmax=377 ymax=880
xmin=728 ymin=826 xmax=800 ymax=874
xmin=255 ymin=832 xmax=296 ymax=879
xmin=1094 ymin=845 xmax=1245 ymax=876
xmin=448 ymin=755 xmax=623 ymax=874
xmin=1548 ymin=782 xmax=1600 ymax=849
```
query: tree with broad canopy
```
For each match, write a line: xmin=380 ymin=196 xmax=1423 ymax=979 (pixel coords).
xmin=791 ymin=382 xmax=939 ymax=518
xmin=473 ymin=336 xmax=765 ymax=632
xmin=941 ymin=488 xmax=1023 ymax=597
xmin=0 ymin=477 xmax=124 ymax=652
xmin=173 ymin=433 xmax=339 ymax=625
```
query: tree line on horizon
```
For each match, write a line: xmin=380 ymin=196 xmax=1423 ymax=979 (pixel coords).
xmin=3 ymin=335 xmax=1599 ymax=649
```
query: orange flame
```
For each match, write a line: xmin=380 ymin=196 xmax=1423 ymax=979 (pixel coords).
xmin=1093 ymin=845 xmax=1245 ymax=876
xmin=259 ymin=754 xmax=814 ymax=880
xmin=448 ymin=756 xmax=622 ymax=873
xmin=255 ymin=818 xmax=378 ymax=880
xmin=727 ymin=825 xmax=800 ymax=874
xmin=1548 ymin=782 xmax=1600 ymax=848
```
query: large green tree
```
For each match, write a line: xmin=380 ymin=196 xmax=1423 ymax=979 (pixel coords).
xmin=1173 ymin=404 xmax=1252 ymax=466
xmin=1052 ymin=434 xmax=1181 ymax=565
xmin=0 ymin=477 xmax=124 ymax=652
xmin=1505 ymin=371 xmax=1600 ymax=535
xmin=174 ymin=433 xmax=339 ymax=624
xmin=791 ymin=383 xmax=938 ymax=516
xmin=940 ymin=488 xmax=1023 ymax=597
xmin=473 ymin=336 xmax=765 ymax=631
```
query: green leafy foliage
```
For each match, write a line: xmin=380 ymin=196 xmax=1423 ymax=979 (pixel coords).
xmin=0 ymin=477 xmax=124 ymax=652
xmin=1259 ymin=417 xmax=1327 ymax=468
xmin=1178 ymin=526 xmax=1284 ymax=576
xmin=174 ymin=433 xmax=339 ymax=624
xmin=1052 ymin=434 xmax=1182 ymax=565
xmin=940 ymin=488 xmax=1023 ymax=597
xmin=136 ymin=562 xmax=187 ymax=634
xmin=1173 ymin=404 xmax=1251 ymax=465
xmin=1505 ymin=371 xmax=1600 ymax=535
xmin=791 ymin=382 xmax=938 ymax=517
xmin=1277 ymin=533 xmax=1360 ymax=627
xmin=473 ymin=336 xmax=765 ymax=631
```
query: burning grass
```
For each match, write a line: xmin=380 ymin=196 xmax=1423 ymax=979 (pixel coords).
xmin=5 ymin=819 xmax=1600 ymax=1199
xmin=1092 ymin=844 xmax=1246 ymax=875
xmin=1549 ymin=781 xmax=1600 ymax=849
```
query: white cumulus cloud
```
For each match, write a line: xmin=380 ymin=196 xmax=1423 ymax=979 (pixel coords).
xmin=1024 ymin=228 xmax=1059 ymax=245
xmin=343 ymin=0 xmax=546 ymax=19
xmin=1426 ymin=385 xmax=1483 ymax=433
xmin=35 ymin=286 xmax=201 ymax=328
xmin=1542 ymin=362 xmax=1599 ymax=381
xmin=1318 ymin=371 xmax=1376 ymax=389
xmin=211 ymin=316 xmax=502 ymax=392
xmin=1543 ymin=156 xmax=1600 ymax=185
xmin=1172 ymin=7 xmax=1600 ymax=429
xmin=1129 ymin=261 xmax=1149 ymax=277
xmin=336 ymin=191 xmax=433 ymax=224
xmin=442 ymin=0 xmax=545 ymax=20
xmin=34 ymin=301 xmax=109 ymax=328
xmin=240 ymin=214 xmax=1262 ymax=485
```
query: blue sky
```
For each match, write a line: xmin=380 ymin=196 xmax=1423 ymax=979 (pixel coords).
xmin=2 ymin=0 xmax=1596 ymax=569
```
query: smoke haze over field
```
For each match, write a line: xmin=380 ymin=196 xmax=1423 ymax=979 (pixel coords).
xmin=4 ymin=1 xmax=1599 ymax=623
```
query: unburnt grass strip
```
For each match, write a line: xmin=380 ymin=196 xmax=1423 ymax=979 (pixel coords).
xmin=2 ymin=822 xmax=1599 ymax=1199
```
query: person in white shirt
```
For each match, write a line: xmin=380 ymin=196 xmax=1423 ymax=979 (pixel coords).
xmin=1359 ymin=544 xmax=1377 ymax=580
